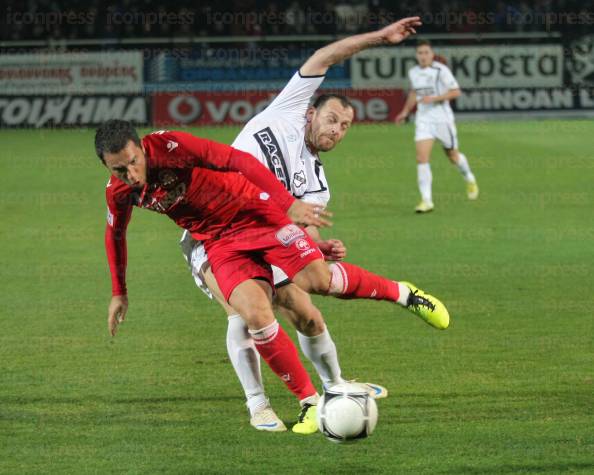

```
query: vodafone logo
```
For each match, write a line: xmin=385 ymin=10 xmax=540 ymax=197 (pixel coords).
xmin=168 ymin=96 xmax=201 ymax=124
xmin=154 ymin=90 xmax=406 ymax=126
xmin=154 ymin=92 xmax=274 ymax=126
xmin=295 ymin=239 xmax=310 ymax=251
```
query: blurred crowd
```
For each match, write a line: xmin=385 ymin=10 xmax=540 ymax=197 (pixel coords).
xmin=2 ymin=0 xmax=594 ymax=41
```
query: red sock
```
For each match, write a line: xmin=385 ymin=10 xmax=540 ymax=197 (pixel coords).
xmin=250 ymin=321 xmax=317 ymax=401
xmin=330 ymin=262 xmax=400 ymax=302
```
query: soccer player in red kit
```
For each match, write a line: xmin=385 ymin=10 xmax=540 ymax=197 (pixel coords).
xmin=97 ymin=120 xmax=332 ymax=432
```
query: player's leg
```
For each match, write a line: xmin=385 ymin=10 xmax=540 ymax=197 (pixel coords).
xmin=438 ymin=122 xmax=479 ymax=200
xmin=274 ymin=282 xmax=344 ymax=388
xmin=415 ymin=135 xmax=435 ymax=213
xmin=204 ymin=237 xmax=320 ymax=434
xmin=292 ymin=259 xmax=449 ymax=330
xmin=181 ymin=234 xmax=285 ymax=431
xmin=227 ymin=278 xmax=318 ymax=404
xmin=227 ymin=278 xmax=320 ymax=435
xmin=275 ymin=282 xmax=388 ymax=398
xmin=200 ymin=267 xmax=286 ymax=431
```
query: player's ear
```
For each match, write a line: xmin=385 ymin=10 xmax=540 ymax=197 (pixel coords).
xmin=306 ymin=106 xmax=315 ymax=123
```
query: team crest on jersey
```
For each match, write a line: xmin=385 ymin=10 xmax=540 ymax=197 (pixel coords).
xmin=143 ymin=169 xmax=187 ymax=213
xmin=295 ymin=238 xmax=310 ymax=251
xmin=253 ymin=127 xmax=290 ymax=190
xmin=293 ymin=170 xmax=306 ymax=189
xmin=276 ymin=224 xmax=305 ymax=247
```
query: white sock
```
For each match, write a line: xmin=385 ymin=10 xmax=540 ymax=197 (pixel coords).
xmin=297 ymin=326 xmax=344 ymax=389
xmin=226 ymin=314 xmax=267 ymax=417
xmin=417 ymin=163 xmax=433 ymax=204
xmin=457 ymin=152 xmax=476 ymax=183
xmin=397 ymin=282 xmax=411 ymax=306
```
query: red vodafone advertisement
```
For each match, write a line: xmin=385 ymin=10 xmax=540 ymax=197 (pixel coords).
xmin=153 ymin=89 xmax=406 ymax=126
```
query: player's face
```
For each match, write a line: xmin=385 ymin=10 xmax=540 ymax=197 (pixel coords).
xmin=103 ymin=140 xmax=147 ymax=187
xmin=416 ymin=45 xmax=434 ymax=67
xmin=308 ymin=99 xmax=354 ymax=152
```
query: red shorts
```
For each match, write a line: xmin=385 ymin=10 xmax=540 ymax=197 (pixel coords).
xmin=204 ymin=223 xmax=324 ymax=302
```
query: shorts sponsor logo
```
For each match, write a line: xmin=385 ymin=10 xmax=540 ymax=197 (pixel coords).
xmin=275 ymin=224 xmax=304 ymax=247
xmin=300 ymin=248 xmax=316 ymax=258
xmin=295 ymin=238 xmax=310 ymax=251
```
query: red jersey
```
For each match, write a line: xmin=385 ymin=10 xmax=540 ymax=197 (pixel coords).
xmin=105 ymin=130 xmax=296 ymax=296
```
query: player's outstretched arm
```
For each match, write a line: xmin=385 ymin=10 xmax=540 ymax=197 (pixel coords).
xmin=104 ymin=182 xmax=133 ymax=336
xmin=300 ymin=17 xmax=421 ymax=76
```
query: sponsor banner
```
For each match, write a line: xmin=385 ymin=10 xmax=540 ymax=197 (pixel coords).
xmin=452 ymin=87 xmax=594 ymax=112
xmin=0 ymin=51 xmax=143 ymax=95
xmin=351 ymin=45 xmax=563 ymax=89
xmin=153 ymin=89 xmax=406 ymax=125
xmin=0 ymin=95 xmax=149 ymax=127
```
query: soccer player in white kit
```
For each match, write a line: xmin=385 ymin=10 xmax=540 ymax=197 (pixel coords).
xmin=396 ymin=40 xmax=479 ymax=213
xmin=181 ymin=18 xmax=450 ymax=434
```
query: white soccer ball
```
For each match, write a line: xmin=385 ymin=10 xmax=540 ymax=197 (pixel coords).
xmin=317 ymin=382 xmax=378 ymax=443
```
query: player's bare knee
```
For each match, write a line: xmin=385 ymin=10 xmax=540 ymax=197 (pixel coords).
xmin=304 ymin=264 xmax=332 ymax=295
xmin=445 ymin=148 xmax=459 ymax=164
xmin=241 ymin=301 xmax=275 ymax=329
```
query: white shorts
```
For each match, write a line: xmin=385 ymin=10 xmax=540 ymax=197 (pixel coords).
xmin=179 ymin=231 xmax=290 ymax=300
xmin=415 ymin=120 xmax=458 ymax=149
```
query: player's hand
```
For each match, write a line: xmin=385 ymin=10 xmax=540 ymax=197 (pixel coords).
xmin=108 ymin=295 xmax=128 ymax=336
xmin=421 ymin=96 xmax=437 ymax=105
xmin=288 ymin=200 xmax=332 ymax=228
xmin=379 ymin=17 xmax=422 ymax=44
xmin=394 ymin=112 xmax=408 ymax=125
xmin=318 ymin=239 xmax=347 ymax=261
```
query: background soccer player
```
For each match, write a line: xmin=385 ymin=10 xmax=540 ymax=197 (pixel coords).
xmin=181 ymin=17 xmax=450 ymax=432
xmin=395 ymin=40 xmax=479 ymax=213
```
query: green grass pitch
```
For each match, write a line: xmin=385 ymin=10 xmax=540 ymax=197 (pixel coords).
xmin=1 ymin=121 xmax=593 ymax=474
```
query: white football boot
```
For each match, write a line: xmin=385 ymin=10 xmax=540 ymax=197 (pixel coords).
xmin=250 ymin=406 xmax=287 ymax=432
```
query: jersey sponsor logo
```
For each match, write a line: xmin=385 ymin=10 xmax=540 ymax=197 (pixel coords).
xmin=166 ymin=140 xmax=178 ymax=152
xmin=300 ymin=248 xmax=316 ymax=259
xmin=292 ymin=170 xmax=306 ymax=189
xmin=275 ymin=224 xmax=305 ymax=247
xmin=253 ymin=127 xmax=290 ymax=190
xmin=295 ymin=238 xmax=310 ymax=251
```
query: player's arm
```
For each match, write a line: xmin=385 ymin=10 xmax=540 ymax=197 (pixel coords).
xmin=420 ymin=88 xmax=461 ymax=105
xmin=300 ymin=17 xmax=421 ymax=76
xmin=105 ymin=181 xmax=133 ymax=336
xmin=395 ymin=90 xmax=417 ymax=124
xmin=166 ymin=132 xmax=332 ymax=227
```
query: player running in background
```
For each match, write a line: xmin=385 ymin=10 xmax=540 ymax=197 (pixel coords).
xmin=97 ymin=121 xmax=334 ymax=433
xmin=181 ymin=18 xmax=450 ymax=433
xmin=395 ymin=40 xmax=479 ymax=213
